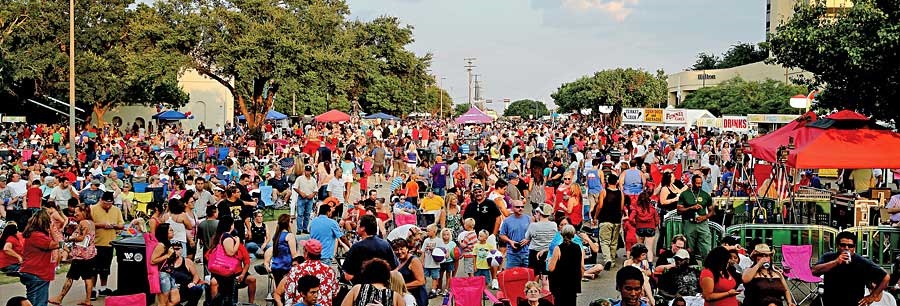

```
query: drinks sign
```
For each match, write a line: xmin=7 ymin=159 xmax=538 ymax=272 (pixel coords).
xmin=722 ymin=116 xmax=749 ymax=131
xmin=622 ymin=108 xmax=644 ymax=122
xmin=644 ymin=108 xmax=663 ymax=123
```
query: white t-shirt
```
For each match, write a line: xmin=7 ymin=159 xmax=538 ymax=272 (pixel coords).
xmin=7 ymin=180 xmax=27 ymax=198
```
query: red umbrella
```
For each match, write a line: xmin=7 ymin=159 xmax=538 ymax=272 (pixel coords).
xmin=315 ymin=110 xmax=350 ymax=123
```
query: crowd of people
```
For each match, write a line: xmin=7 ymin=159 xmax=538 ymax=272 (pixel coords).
xmin=0 ymin=115 xmax=895 ymax=306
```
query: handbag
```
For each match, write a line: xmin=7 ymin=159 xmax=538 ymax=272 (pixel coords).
xmin=207 ymin=237 xmax=241 ymax=277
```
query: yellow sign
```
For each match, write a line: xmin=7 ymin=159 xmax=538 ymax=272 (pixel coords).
xmin=644 ymin=108 xmax=663 ymax=123
xmin=747 ymin=114 xmax=798 ymax=124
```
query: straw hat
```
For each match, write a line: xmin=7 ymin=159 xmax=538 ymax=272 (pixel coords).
xmin=751 ymin=244 xmax=774 ymax=256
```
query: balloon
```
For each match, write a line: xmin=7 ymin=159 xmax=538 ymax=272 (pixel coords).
xmin=487 ymin=249 xmax=504 ymax=268
xmin=432 ymin=247 xmax=447 ymax=263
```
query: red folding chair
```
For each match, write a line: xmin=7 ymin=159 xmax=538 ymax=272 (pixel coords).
xmin=496 ymin=267 xmax=534 ymax=304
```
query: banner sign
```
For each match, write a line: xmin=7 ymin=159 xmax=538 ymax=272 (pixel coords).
xmin=747 ymin=114 xmax=798 ymax=124
xmin=644 ymin=108 xmax=664 ymax=123
xmin=622 ymin=108 xmax=644 ymax=122
xmin=722 ymin=116 xmax=749 ymax=131
xmin=664 ymin=109 xmax=686 ymax=124
xmin=696 ymin=118 xmax=718 ymax=128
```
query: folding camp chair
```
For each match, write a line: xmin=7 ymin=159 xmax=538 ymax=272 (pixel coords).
xmin=132 ymin=182 xmax=148 ymax=193
xmin=446 ymin=276 xmax=501 ymax=306
xmin=782 ymin=244 xmax=823 ymax=305
xmin=132 ymin=192 xmax=155 ymax=217
xmin=496 ymin=267 xmax=535 ymax=305
xmin=259 ymin=186 xmax=277 ymax=218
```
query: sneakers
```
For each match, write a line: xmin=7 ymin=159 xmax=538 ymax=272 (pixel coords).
xmin=98 ymin=288 xmax=114 ymax=296
xmin=603 ymin=261 xmax=612 ymax=271
xmin=490 ymin=279 xmax=499 ymax=290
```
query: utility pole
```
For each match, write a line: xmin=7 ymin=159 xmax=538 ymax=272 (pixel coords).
xmin=68 ymin=0 xmax=76 ymax=159
xmin=473 ymin=74 xmax=482 ymax=102
xmin=464 ymin=58 xmax=476 ymax=107
xmin=439 ymin=77 xmax=446 ymax=119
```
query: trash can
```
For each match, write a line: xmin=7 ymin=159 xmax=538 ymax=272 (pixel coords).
xmin=110 ymin=236 xmax=150 ymax=298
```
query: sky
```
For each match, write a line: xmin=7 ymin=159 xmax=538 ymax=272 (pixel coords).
xmin=344 ymin=0 xmax=766 ymax=112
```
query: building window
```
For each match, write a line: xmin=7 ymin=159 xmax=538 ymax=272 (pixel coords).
xmin=111 ymin=116 xmax=123 ymax=127
xmin=134 ymin=117 xmax=146 ymax=128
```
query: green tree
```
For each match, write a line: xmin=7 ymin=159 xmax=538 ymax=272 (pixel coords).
xmin=718 ymin=42 xmax=768 ymax=69
xmin=680 ymin=78 xmax=806 ymax=116
xmin=551 ymin=68 xmax=666 ymax=126
xmin=691 ymin=52 xmax=720 ymax=70
xmin=768 ymin=0 xmax=900 ymax=127
xmin=0 ymin=0 xmax=187 ymax=123
xmin=454 ymin=103 xmax=470 ymax=117
xmin=504 ymin=99 xmax=549 ymax=118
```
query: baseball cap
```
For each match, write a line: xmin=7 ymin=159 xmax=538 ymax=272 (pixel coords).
xmin=720 ymin=236 xmax=740 ymax=246
xmin=537 ymin=204 xmax=554 ymax=216
xmin=303 ymin=239 xmax=322 ymax=255
xmin=0 ymin=176 xmax=6 ymax=182
xmin=101 ymin=191 xmax=115 ymax=202
xmin=472 ymin=184 xmax=484 ymax=193
xmin=507 ymin=173 xmax=518 ymax=180
xmin=304 ymin=165 xmax=313 ymax=171
xmin=674 ymin=249 xmax=691 ymax=259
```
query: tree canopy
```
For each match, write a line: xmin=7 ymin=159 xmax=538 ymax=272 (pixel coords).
xmin=768 ymin=0 xmax=900 ymax=127
xmin=0 ymin=0 xmax=188 ymax=123
xmin=680 ymin=78 xmax=806 ymax=116
xmin=551 ymin=68 xmax=666 ymax=126
xmin=690 ymin=42 xmax=768 ymax=70
xmin=454 ymin=103 xmax=470 ymax=117
xmin=503 ymin=99 xmax=549 ymax=118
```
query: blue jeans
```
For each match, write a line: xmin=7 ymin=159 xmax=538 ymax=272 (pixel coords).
xmin=296 ymin=198 xmax=314 ymax=232
xmin=432 ymin=187 xmax=446 ymax=197
xmin=20 ymin=272 xmax=49 ymax=306
xmin=474 ymin=269 xmax=491 ymax=285
xmin=245 ymin=242 xmax=261 ymax=258
xmin=505 ymin=252 xmax=529 ymax=268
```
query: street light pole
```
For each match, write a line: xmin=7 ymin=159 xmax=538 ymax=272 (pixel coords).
xmin=439 ymin=77 xmax=446 ymax=119
xmin=68 ymin=0 xmax=76 ymax=159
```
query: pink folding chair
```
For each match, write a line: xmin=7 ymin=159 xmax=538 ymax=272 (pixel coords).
xmin=445 ymin=276 xmax=501 ymax=306
xmin=105 ymin=293 xmax=147 ymax=306
xmin=394 ymin=213 xmax=417 ymax=226
xmin=781 ymin=244 xmax=823 ymax=305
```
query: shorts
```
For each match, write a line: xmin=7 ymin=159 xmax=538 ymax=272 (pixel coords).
xmin=440 ymin=262 xmax=455 ymax=273
xmin=474 ymin=269 xmax=491 ymax=285
xmin=461 ymin=257 xmax=475 ymax=275
xmin=637 ymin=228 xmax=656 ymax=238
xmin=373 ymin=164 xmax=385 ymax=174
xmin=528 ymin=249 xmax=547 ymax=275
xmin=424 ymin=268 xmax=440 ymax=279
xmin=505 ymin=252 xmax=528 ymax=268
xmin=160 ymin=272 xmax=178 ymax=293
xmin=67 ymin=258 xmax=96 ymax=280
xmin=94 ymin=246 xmax=114 ymax=277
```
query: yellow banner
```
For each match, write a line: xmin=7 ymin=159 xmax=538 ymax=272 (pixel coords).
xmin=644 ymin=108 xmax=663 ymax=123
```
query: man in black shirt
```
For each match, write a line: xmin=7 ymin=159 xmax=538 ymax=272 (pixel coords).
xmin=267 ymin=169 xmax=290 ymax=204
xmin=595 ymin=174 xmax=624 ymax=270
xmin=547 ymin=157 xmax=565 ymax=188
xmin=235 ymin=174 xmax=258 ymax=219
xmin=813 ymin=231 xmax=888 ymax=306
xmin=361 ymin=189 xmax=378 ymax=208
xmin=316 ymin=142 xmax=332 ymax=164
xmin=462 ymin=184 xmax=502 ymax=235
xmin=217 ymin=186 xmax=243 ymax=221
xmin=342 ymin=215 xmax=398 ymax=283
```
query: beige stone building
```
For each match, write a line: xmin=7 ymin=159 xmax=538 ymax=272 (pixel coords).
xmin=94 ymin=69 xmax=234 ymax=131
xmin=667 ymin=0 xmax=852 ymax=106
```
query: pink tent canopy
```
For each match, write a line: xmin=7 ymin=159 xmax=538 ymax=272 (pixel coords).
xmin=455 ymin=107 xmax=493 ymax=124
xmin=315 ymin=109 xmax=350 ymax=123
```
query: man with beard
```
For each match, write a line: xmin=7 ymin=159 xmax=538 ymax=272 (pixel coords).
xmin=462 ymin=183 xmax=502 ymax=289
xmin=657 ymin=249 xmax=700 ymax=301
xmin=677 ymin=175 xmax=714 ymax=259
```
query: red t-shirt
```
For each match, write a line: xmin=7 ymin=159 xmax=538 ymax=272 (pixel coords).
xmin=699 ymin=268 xmax=739 ymax=306
xmin=0 ymin=234 xmax=23 ymax=269
xmin=21 ymin=231 xmax=56 ymax=281
xmin=26 ymin=187 xmax=42 ymax=209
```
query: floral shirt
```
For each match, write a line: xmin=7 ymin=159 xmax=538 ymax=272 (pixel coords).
xmin=284 ymin=260 xmax=338 ymax=306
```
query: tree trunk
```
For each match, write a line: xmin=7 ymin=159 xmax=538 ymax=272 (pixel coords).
xmin=93 ymin=104 xmax=109 ymax=126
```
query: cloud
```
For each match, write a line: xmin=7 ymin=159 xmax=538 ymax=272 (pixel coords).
xmin=560 ymin=0 xmax=638 ymax=22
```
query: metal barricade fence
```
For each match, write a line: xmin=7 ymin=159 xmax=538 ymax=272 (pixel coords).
xmin=663 ymin=211 xmax=726 ymax=250
xmin=845 ymin=226 xmax=900 ymax=268
xmin=725 ymin=223 xmax=839 ymax=265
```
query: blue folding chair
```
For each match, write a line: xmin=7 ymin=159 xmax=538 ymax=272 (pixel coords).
xmin=259 ymin=186 xmax=276 ymax=218
xmin=132 ymin=182 xmax=148 ymax=193
xmin=218 ymin=147 xmax=229 ymax=161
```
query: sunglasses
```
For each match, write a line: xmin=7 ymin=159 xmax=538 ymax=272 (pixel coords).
xmin=839 ymin=243 xmax=855 ymax=248
xmin=514 ymin=205 xmax=525 ymax=208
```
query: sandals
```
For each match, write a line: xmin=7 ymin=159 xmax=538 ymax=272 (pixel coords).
xmin=47 ymin=301 xmax=62 ymax=306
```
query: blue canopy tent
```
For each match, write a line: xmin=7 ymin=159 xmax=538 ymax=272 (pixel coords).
xmin=364 ymin=112 xmax=400 ymax=120
xmin=152 ymin=110 xmax=188 ymax=121
xmin=236 ymin=110 xmax=289 ymax=121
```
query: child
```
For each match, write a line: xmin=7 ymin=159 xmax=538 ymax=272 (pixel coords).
xmin=623 ymin=244 xmax=654 ymax=306
xmin=360 ymin=156 xmax=372 ymax=197
xmin=473 ymin=230 xmax=497 ymax=285
xmin=438 ymin=228 xmax=457 ymax=296
xmin=421 ymin=224 xmax=442 ymax=298
xmin=457 ymin=218 xmax=478 ymax=277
